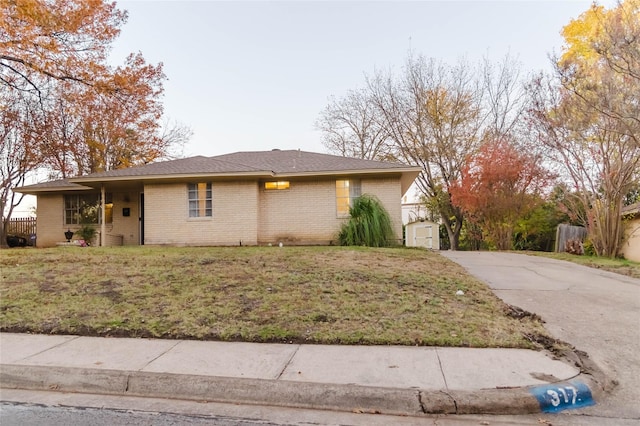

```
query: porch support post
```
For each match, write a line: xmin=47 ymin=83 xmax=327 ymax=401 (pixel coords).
xmin=100 ymin=184 xmax=106 ymax=247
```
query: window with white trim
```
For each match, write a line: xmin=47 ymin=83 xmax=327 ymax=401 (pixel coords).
xmin=188 ymin=183 xmax=212 ymax=217
xmin=336 ymin=179 xmax=361 ymax=216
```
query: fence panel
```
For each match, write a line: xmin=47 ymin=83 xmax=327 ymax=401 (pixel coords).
xmin=3 ymin=217 xmax=37 ymax=236
xmin=555 ymin=224 xmax=587 ymax=253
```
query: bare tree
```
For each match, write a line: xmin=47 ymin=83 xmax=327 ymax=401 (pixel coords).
xmin=316 ymin=52 xmax=527 ymax=250
xmin=367 ymin=56 xmax=484 ymax=250
xmin=1 ymin=92 xmax=42 ymax=247
xmin=158 ymin=118 xmax=192 ymax=160
xmin=316 ymin=88 xmax=392 ymax=160
xmin=482 ymin=53 xmax=527 ymax=141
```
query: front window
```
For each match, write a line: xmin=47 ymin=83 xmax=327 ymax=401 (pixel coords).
xmin=64 ymin=193 xmax=113 ymax=225
xmin=188 ymin=183 xmax=212 ymax=217
xmin=336 ymin=179 xmax=361 ymax=216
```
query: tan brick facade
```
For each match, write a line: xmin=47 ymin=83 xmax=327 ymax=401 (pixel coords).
xmin=34 ymin=194 xmax=64 ymax=247
xmin=34 ymin=176 xmax=404 ymax=247
xmin=144 ymin=181 xmax=259 ymax=246
xmin=362 ymin=177 xmax=403 ymax=244
xmin=34 ymin=191 xmax=141 ymax=247
xmin=110 ymin=192 xmax=140 ymax=246
xmin=258 ymin=179 xmax=338 ymax=244
xmin=621 ymin=217 xmax=640 ymax=262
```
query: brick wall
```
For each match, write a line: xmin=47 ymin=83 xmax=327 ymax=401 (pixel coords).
xmin=110 ymin=192 xmax=139 ymax=245
xmin=258 ymin=179 xmax=341 ymax=244
xmin=143 ymin=181 xmax=259 ymax=246
xmin=257 ymin=177 xmax=403 ymax=245
xmin=362 ymin=177 xmax=403 ymax=244
xmin=621 ymin=217 xmax=640 ymax=262
xmin=34 ymin=194 xmax=63 ymax=247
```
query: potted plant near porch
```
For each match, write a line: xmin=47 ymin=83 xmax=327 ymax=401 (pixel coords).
xmin=75 ymin=224 xmax=97 ymax=246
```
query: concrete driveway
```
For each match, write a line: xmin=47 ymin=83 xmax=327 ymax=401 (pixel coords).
xmin=440 ymin=251 xmax=640 ymax=422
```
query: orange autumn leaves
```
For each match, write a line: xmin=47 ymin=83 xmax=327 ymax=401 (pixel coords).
xmin=1 ymin=0 xmax=170 ymax=176
xmin=449 ymin=140 xmax=556 ymax=250
xmin=1 ymin=0 xmax=126 ymax=90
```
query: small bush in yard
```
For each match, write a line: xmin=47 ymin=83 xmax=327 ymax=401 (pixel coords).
xmin=338 ymin=194 xmax=394 ymax=247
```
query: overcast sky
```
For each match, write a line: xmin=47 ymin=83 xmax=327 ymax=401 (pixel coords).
xmin=109 ymin=0 xmax=611 ymax=158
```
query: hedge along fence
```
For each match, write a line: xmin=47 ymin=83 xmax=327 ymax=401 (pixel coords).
xmin=555 ymin=224 xmax=587 ymax=253
xmin=3 ymin=217 xmax=36 ymax=237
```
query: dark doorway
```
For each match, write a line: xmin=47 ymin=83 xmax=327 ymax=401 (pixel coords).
xmin=139 ymin=193 xmax=145 ymax=245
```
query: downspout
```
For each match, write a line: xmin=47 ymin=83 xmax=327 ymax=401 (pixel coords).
xmin=101 ymin=184 xmax=106 ymax=247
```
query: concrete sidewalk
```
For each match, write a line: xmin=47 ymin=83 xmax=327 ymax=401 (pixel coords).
xmin=0 ymin=333 xmax=602 ymax=416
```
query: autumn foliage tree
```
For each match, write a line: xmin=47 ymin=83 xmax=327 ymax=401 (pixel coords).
xmin=450 ymin=139 xmax=555 ymax=250
xmin=33 ymin=52 xmax=180 ymax=178
xmin=559 ymin=0 xmax=639 ymax=148
xmin=1 ymin=0 xmax=126 ymax=94
xmin=528 ymin=0 xmax=640 ymax=258
xmin=318 ymin=53 xmax=526 ymax=250
xmin=1 ymin=0 xmax=190 ymax=246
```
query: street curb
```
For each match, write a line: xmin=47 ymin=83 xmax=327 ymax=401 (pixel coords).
xmin=0 ymin=363 xmax=610 ymax=416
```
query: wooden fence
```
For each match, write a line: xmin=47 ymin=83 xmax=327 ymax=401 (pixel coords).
xmin=555 ymin=223 xmax=587 ymax=253
xmin=3 ymin=217 xmax=37 ymax=236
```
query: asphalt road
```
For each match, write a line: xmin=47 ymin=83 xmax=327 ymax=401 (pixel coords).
xmin=440 ymin=251 xmax=640 ymax=424
xmin=0 ymin=401 xmax=283 ymax=426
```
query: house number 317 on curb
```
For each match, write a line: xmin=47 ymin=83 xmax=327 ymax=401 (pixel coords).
xmin=547 ymin=386 xmax=578 ymax=406
xmin=530 ymin=382 xmax=595 ymax=413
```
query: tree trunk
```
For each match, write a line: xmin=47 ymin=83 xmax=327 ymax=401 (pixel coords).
xmin=441 ymin=210 xmax=462 ymax=251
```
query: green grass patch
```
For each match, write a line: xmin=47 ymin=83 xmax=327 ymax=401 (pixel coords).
xmin=1 ymin=246 xmax=549 ymax=348
xmin=524 ymin=251 xmax=640 ymax=279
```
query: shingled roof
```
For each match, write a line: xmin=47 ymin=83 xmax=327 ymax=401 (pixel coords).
xmin=16 ymin=150 xmax=421 ymax=194
xmin=213 ymin=150 xmax=411 ymax=174
xmin=70 ymin=155 xmax=266 ymax=179
xmin=69 ymin=150 xmax=414 ymax=179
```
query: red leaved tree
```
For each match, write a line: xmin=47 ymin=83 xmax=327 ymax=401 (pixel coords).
xmin=450 ymin=139 xmax=556 ymax=250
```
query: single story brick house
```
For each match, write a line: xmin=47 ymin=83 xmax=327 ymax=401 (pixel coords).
xmin=16 ymin=150 xmax=421 ymax=247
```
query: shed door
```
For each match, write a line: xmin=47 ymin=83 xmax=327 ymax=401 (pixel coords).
xmin=414 ymin=225 xmax=433 ymax=249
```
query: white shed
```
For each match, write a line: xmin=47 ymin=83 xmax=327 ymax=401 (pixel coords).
xmin=405 ymin=220 xmax=439 ymax=250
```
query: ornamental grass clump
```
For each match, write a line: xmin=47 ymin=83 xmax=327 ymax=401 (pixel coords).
xmin=338 ymin=194 xmax=395 ymax=247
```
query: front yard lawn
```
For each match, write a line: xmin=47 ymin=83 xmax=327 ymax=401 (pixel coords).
xmin=1 ymin=246 xmax=549 ymax=348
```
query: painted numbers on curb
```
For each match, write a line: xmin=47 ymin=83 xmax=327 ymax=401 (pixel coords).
xmin=530 ymin=381 xmax=595 ymax=413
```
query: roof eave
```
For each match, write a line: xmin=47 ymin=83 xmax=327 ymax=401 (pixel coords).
xmin=276 ymin=167 xmax=421 ymax=195
xmin=36 ymin=167 xmax=421 ymax=195
xmin=399 ymin=169 xmax=421 ymax=196
xmin=13 ymin=184 xmax=94 ymax=195
xmin=69 ymin=171 xmax=275 ymax=187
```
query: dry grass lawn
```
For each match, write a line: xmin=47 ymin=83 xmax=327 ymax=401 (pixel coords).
xmin=1 ymin=246 xmax=550 ymax=348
